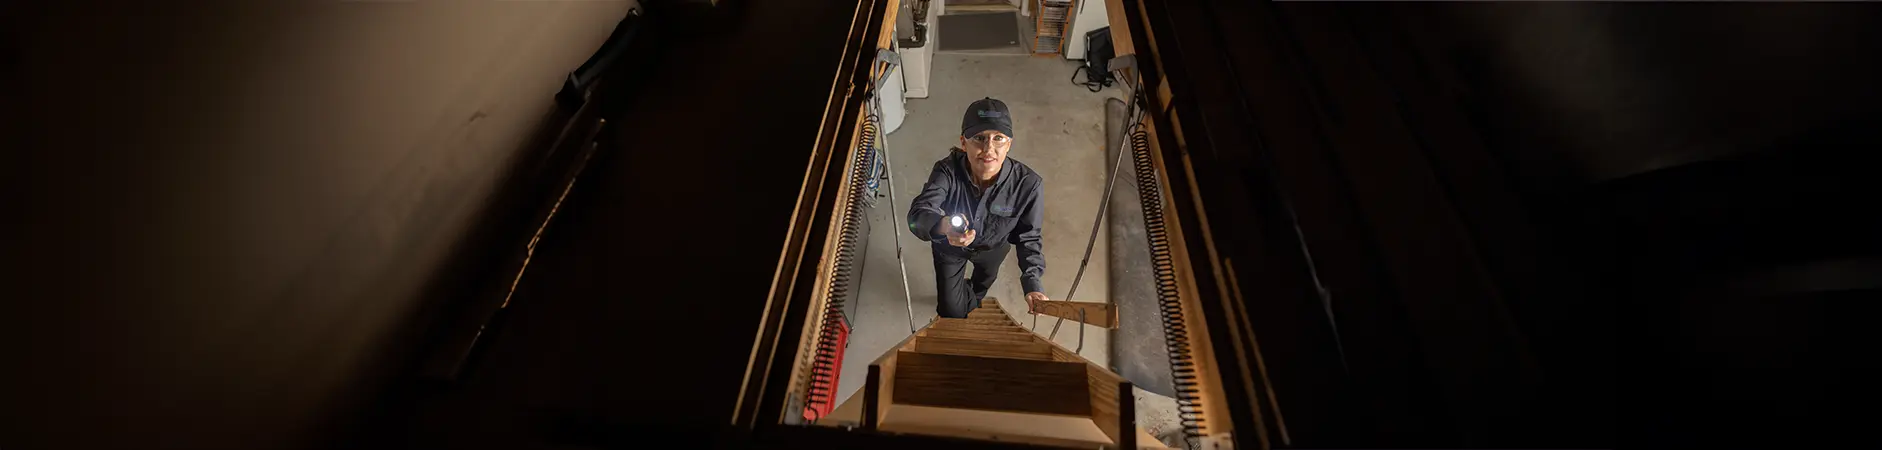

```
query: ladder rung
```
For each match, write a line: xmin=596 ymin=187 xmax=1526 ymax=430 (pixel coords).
xmin=893 ymin=351 xmax=1092 ymax=416
xmin=914 ymin=336 xmax=1053 ymax=360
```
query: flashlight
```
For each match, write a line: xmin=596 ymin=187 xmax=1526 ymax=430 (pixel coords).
xmin=947 ymin=214 xmax=966 ymax=229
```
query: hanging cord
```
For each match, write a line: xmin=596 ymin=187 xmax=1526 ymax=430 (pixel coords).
xmin=1064 ymin=60 xmax=1211 ymax=448
xmin=1061 ymin=86 xmax=1144 ymax=303
xmin=1070 ymin=64 xmax=1114 ymax=93
xmin=1041 ymin=71 xmax=1147 ymax=364
xmin=864 ymin=50 xmax=919 ymax=335
xmin=879 ymin=144 xmax=918 ymax=334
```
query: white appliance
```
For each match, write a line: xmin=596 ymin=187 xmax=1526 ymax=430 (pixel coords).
xmin=881 ymin=63 xmax=908 ymax=134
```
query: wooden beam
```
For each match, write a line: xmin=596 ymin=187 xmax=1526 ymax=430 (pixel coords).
xmin=921 ymin=327 xmax=1037 ymax=343
xmin=1117 ymin=380 xmax=1138 ymax=449
xmin=879 ymin=405 xmax=1118 ymax=448
xmin=931 ymin=319 xmax=1028 ymax=333
xmin=1048 ymin=346 xmax=1084 ymax=363
xmin=1029 ymin=300 xmax=1120 ymax=329
xmin=862 ymin=331 xmax=919 ymax=429
xmin=1087 ymin=364 xmax=1128 ymax=445
xmin=877 ymin=0 xmax=902 ymax=52
xmin=874 ymin=357 xmax=899 ymax=427
xmin=1103 ymin=0 xmax=1136 ymax=57
xmin=864 ymin=365 xmax=882 ymax=429
xmin=961 ymin=316 xmax=1018 ymax=327
xmin=966 ymin=308 xmax=1012 ymax=322
xmin=914 ymin=336 xmax=1054 ymax=361
xmin=893 ymin=351 xmax=1092 ymax=416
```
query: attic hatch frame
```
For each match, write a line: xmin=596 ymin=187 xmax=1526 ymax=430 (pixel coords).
xmin=729 ymin=0 xmax=1280 ymax=449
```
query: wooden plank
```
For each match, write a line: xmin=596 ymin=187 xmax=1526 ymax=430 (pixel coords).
xmin=931 ymin=319 xmax=1028 ymax=333
xmin=874 ymin=356 xmax=899 ymax=427
xmin=893 ymin=351 xmax=1092 ymax=416
xmin=1088 ymin=367 xmax=1129 ymax=446
xmin=952 ymin=314 xmax=1021 ymax=328
xmin=1028 ymin=300 xmax=1119 ymax=328
xmin=933 ymin=317 xmax=1007 ymax=326
xmin=877 ymin=0 xmax=902 ymax=51
xmin=962 ymin=316 xmax=1017 ymax=326
xmin=1048 ymin=346 xmax=1084 ymax=363
xmin=1031 ymin=299 xmax=1120 ymax=328
xmin=880 ymin=405 xmax=1116 ymax=448
xmin=948 ymin=4 xmax=1019 ymax=13
xmin=947 ymin=0 xmax=1020 ymax=14
xmin=1118 ymin=380 xmax=1138 ymax=450
xmin=966 ymin=308 xmax=1013 ymax=323
xmin=921 ymin=327 xmax=1036 ymax=342
xmin=861 ymin=326 xmax=924 ymax=428
xmin=862 ymin=332 xmax=920 ymax=429
xmin=1103 ymin=0 xmax=1135 ymax=56
xmin=914 ymin=336 xmax=1053 ymax=360
xmin=932 ymin=322 xmax=1026 ymax=333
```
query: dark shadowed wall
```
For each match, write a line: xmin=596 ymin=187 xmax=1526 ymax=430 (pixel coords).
xmin=4 ymin=1 xmax=638 ymax=447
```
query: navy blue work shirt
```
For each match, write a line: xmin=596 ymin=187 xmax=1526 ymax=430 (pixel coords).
xmin=907 ymin=148 xmax=1047 ymax=295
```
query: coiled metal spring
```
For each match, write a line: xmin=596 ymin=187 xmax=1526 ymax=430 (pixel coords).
xmin=1130 ymin=125 xmax=1208 ymax=442
xmin=799 ymin=115 xmax=877 ymax=422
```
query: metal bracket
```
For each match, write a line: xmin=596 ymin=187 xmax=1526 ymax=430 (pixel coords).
xmin=871 ymin=49 xmax=903 ymax=88
xmin=1076 ymin=309 xmax=1086 ymax=354
xmin=1045 ymin=310 xmax=1088 ymax=355
xmin=866 ymin=49 xmax=904 ymax=119
xmin=1107 ymin=54 xmax=1138 ymax=73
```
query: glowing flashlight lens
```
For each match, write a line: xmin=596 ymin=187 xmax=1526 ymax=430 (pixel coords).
xmin=949 ymin=215 xmax=964 ymax=228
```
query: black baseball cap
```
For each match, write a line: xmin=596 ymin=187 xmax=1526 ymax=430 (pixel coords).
xmin=961 ymin=97 xmax=1014 ymax=139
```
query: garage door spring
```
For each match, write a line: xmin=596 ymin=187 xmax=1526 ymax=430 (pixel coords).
xmin=799 ymin=113 xmax=878 ymax=423
xmin=1130 ymin=125 xmax=1208 ymax=442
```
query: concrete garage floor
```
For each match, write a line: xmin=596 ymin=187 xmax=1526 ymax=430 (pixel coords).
xmin=828 ymin=52 xmax=1187 ymax=449
xmin=835 ymin=52 xmax=1124 ymax=409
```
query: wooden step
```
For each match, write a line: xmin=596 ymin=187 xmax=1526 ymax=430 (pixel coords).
xmin=877 ymin=405 xmax=1173 ymax=449
xmin=966 ymin=308 xmax=1012 ymax=323
xmin=931 ymin=319 xmax=1028 ymax=333
xmin=937 ymin=316 xmax=1017 ymax=326
xmin=947 ymin=5 xmax=1019 ymax=14
xmin=921 ymin=327 xmax=1036 ymax=342
xmin=914 ymin=336 xmax=1052 ymax=360
xmin=946 ymin=0 xmax=1019 ymax=14
xmin=957 ymin=315 xmax=1017 ymax=327
xmin=893 ymin=351 xmax=1091 ymax=416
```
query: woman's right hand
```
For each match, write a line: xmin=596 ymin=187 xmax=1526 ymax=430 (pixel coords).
xmin=946 ymin=228 xmax=977 ymax=247
xmin=941 ymin=217 xmax=976 ymax=247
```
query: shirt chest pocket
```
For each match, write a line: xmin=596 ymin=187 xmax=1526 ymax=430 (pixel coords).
xmin=982 ymin=202 xmax=1019 ymax=243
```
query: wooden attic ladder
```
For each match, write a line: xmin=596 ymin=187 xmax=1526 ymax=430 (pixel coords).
xmin=822 ymin=297 xmax=1167 ymax=449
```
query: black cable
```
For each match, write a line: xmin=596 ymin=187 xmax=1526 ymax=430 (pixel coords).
xmin=1072 ymin=64 xmax=1113 ymax=93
